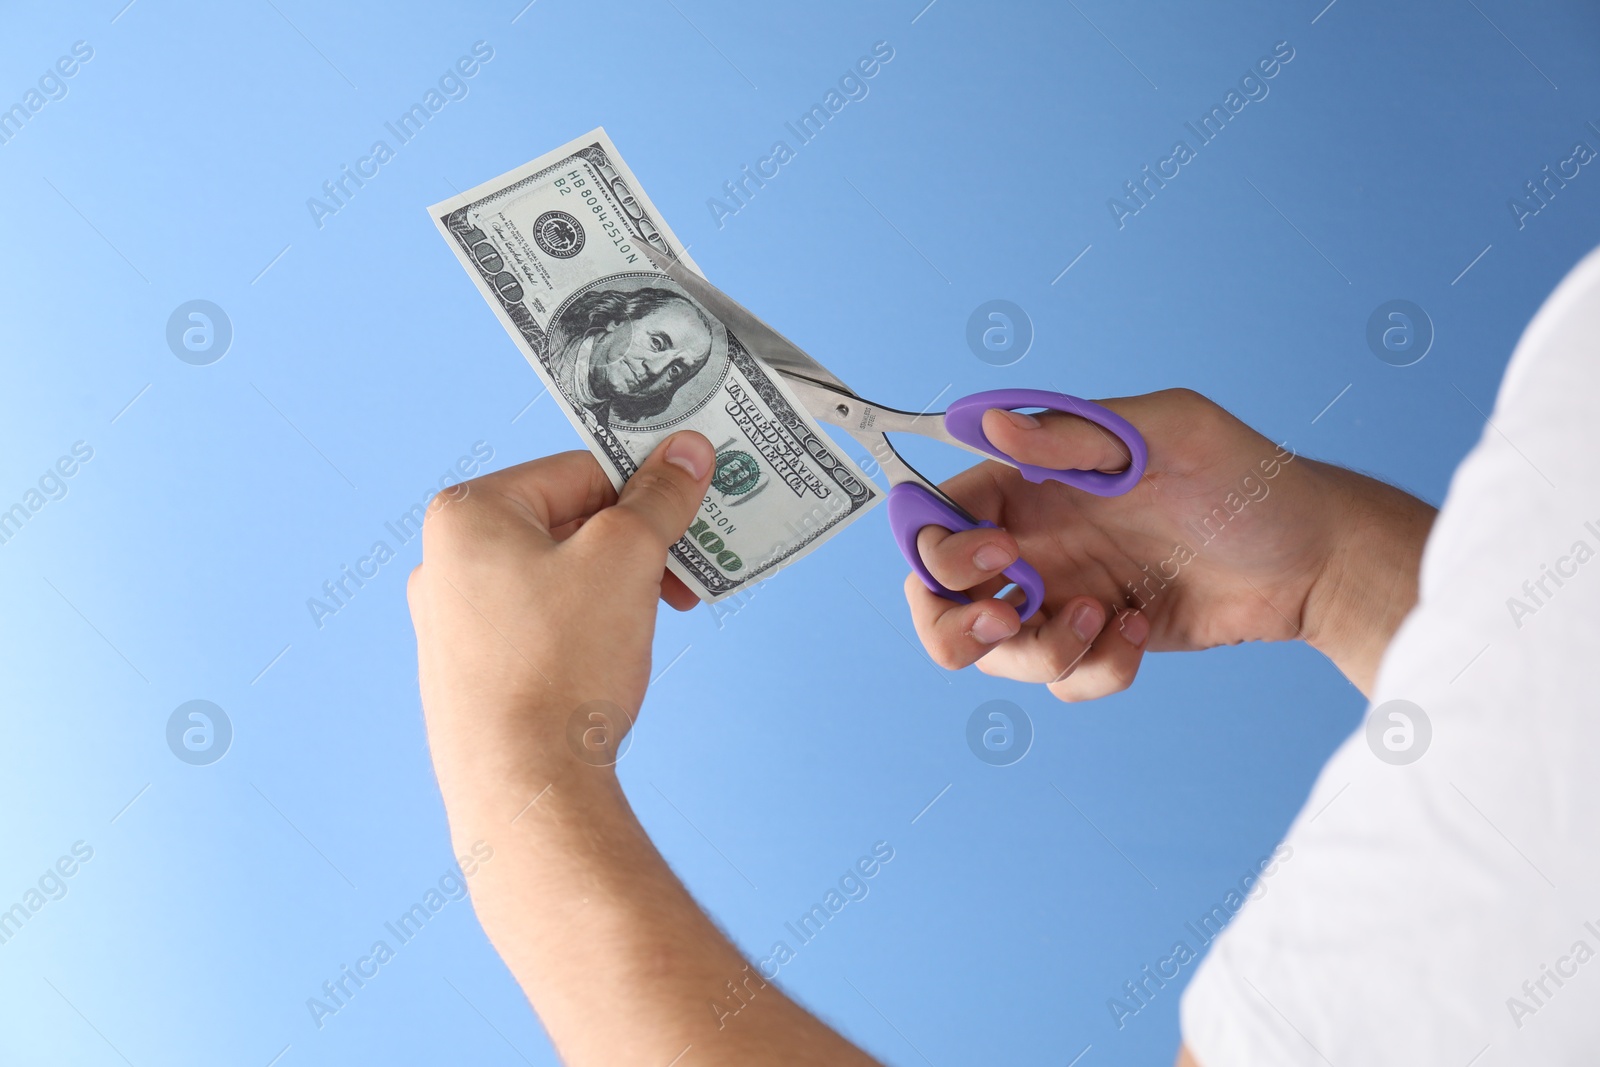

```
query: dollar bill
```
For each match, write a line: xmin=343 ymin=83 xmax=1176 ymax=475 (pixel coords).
xmin=428 ymin=128 xmax=880 ymax=602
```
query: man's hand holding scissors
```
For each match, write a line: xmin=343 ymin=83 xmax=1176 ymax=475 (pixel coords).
xmin=904 ymin=388 xmax=1434 ymax=700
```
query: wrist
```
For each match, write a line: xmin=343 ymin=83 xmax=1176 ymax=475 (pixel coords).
xmin=444 ymin=763 xmax=656 ymax=1003
xmin=425 ymin=694 xmax=630 ymax=827
xmin=1299 ymin=462 xmax=1436 ymax=695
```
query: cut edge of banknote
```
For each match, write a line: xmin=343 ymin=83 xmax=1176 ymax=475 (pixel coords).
xmin=426 ymin=126 xmax=880 ymax=603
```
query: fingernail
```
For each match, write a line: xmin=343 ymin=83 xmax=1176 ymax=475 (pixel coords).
xmin=968 ymin=611 xmax=1016 ymax=645
xmin=664 ymin=433 xmax=712 ymax=480
xmin=1069 ymin=601 xmax=1104 ymax=642
xmin=973 ymin=544 xmax=1014 ymax=572
xmin=1001 ymin=409 xmax=1040 ymax=430
xmin=1119 ymin=610 xmax=1150 ymax=648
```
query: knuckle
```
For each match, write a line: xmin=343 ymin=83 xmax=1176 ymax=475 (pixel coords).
xmin=929 ymin=640 xmax=967 ymax=671
xmin=1047 ymin=679 xmax=1094 ymax=704
xmin=585 ymin=504 xmax=657 ymax=545
xmin=581 ymin=506 xmax=633 ymax=540
xmin=915 ymin=524 xmax=950 ymax=558
xmin=903 ymin=574 xmax=947 ymax=614
xmin=988 ymin=526 xmax=1019 ymax=551
xmin=1104 ymin=654 xmax=1141 ymax=693
xmin=1048 ymin=664 xmax=1120 ymax=702
xmin=1040 ymin=645 xmax=1085 ymax=684
xmin=630 ymin=469 xmax=691 ymax=515
xmin=420 ymin=493 xmax=484 ymax=552
xmin=1157 ymin=386 xmax=1208 ymax=409
xmin=1055 ymin=658 xmax=1139 ymax=704
xmin=435 ymin=479 xmax=475 ymax=507
xmin=1159 ymin=387 xmax=1227 ymax=432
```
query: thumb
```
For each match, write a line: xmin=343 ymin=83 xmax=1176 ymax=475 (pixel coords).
xmin=612 ymin=431 xmax=716 ymax=549
xmin=981 ymin=406 xmax=1133 ymax=474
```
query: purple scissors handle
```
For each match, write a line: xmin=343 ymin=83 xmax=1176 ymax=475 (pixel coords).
xmin=888 ymin=389 xmax=1147 ymax=622
xmin=888 ymin=483 xmax=1048 ymax=619
xmin=943 ymin=388 xmax=1148 ymax=495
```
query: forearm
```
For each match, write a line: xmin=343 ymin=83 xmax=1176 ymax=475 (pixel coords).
xmin=408 ymin=439 xmax=876 ymax=1062
xmin=442 ymin=756 xmax=879 ymax=1066
xmin=1299 ymin=461 xmax=1436 ymax=695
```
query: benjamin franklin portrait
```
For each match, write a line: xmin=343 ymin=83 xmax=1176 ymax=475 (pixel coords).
xmin=547 ymin=283 xmax=727 ymax=431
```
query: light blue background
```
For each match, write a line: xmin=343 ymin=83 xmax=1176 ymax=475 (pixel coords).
xmin=2 ymin=1 xmax=1598 ymax=1064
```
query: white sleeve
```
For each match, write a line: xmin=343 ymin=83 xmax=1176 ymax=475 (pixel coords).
xmin=1180 ymin=245 xmax=1600 ymax=1067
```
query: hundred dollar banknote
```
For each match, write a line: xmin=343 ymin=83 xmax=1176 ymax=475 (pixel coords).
xmin=428 ymin=128 xmax=880 ymax=602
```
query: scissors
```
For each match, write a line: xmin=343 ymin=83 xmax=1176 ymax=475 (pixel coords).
xmin=639 ymin=246 xmax=1148 ymax=622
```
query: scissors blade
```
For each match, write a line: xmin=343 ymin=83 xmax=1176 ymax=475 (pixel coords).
xmin=634 ymin=242 xmax=854 ymax=394
xmin=777 ymin=375 xmax=982 ymax=520
xmin=776 ymin=374 xmax=947 ymax=444
xmin=635 ymin=244 xmax=995 ymax=486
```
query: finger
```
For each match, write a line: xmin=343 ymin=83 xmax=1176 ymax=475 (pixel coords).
xmin=660 ymin=571 xmax=700 ymax=612
xmin=471 ymin=450 xmax=617 ymax=533
xmin=904 ymin=573 xmax=1022 ymax=670
xmin=1044 ymin=608 xmax=1150 ymax=703
xmin=405 ymin=563 xmax=426 ymax=618
xmin=981 ymin=407 xmax=1133 ymax=474
xmin=915 ymin=524 xmax=1021 ymax=594
xmin=937 ymin=389 xmax=1218 ymax=520
xmin=972 ymin=595 xmax=1109 ymax=683
xmin=592 ymin=431 xmax=715 ymax=551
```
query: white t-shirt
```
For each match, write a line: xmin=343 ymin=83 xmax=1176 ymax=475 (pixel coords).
xmin=1181 ymin=245 xmax=1600 ymax=1066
